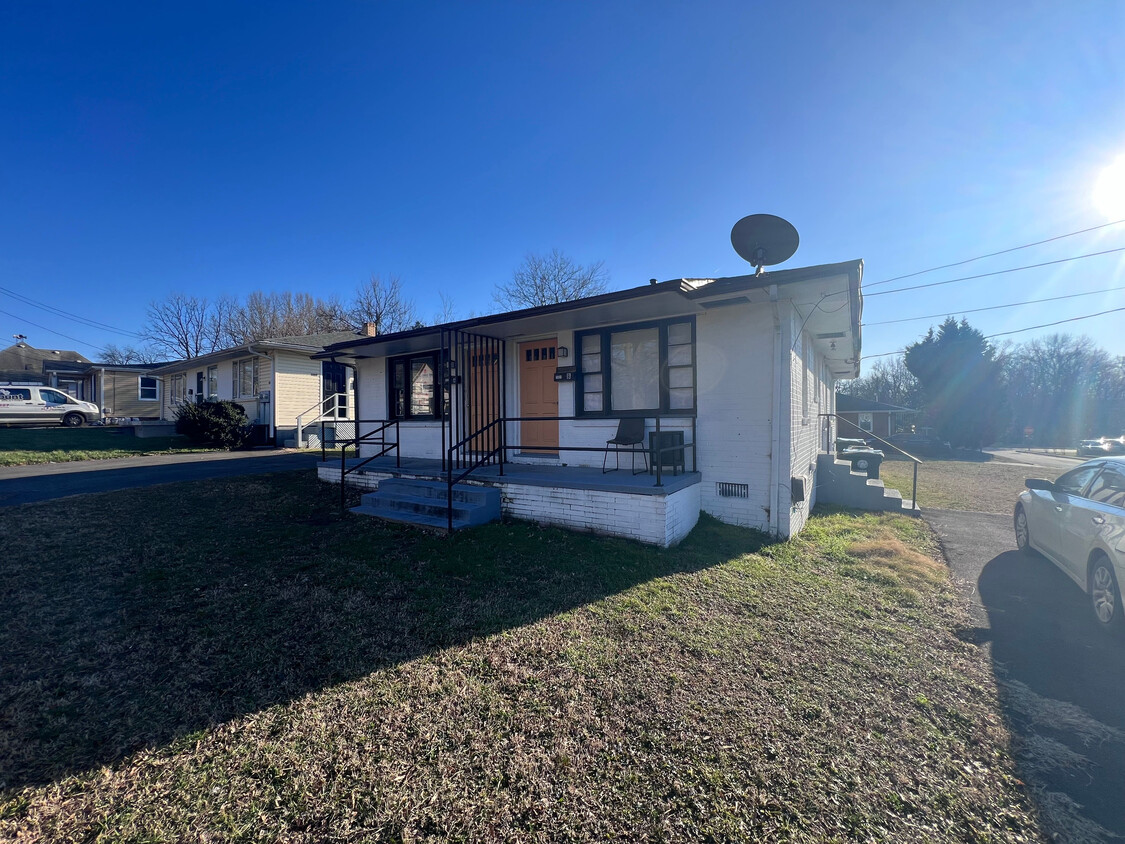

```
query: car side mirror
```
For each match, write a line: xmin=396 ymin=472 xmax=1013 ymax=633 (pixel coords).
xmin=1025 ymin=478 xmax=1055 ymax=491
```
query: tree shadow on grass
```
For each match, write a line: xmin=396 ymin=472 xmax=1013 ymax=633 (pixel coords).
xmin=0 ymin=470 xmax=767 ymax=794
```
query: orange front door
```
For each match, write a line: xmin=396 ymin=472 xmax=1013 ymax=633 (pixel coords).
xmin=518 ymin=339 xmax=558 ymax=454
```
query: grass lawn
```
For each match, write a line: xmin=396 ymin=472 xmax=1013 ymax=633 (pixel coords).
xmin=0 ymin=426 xmax=215 ymax=466
xmin=881 ymin=456 xmax=1041 ymax=514
xmin=0 ymin=472 xmax=1039 ymax=842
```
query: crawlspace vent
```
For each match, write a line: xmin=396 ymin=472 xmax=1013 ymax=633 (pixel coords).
xmin=717 ymin=482 xmax=750 ymax=498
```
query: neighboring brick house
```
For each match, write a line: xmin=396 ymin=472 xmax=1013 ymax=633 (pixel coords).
xmin=835 ymin=394 xmax=916 ymax=441
xmin=318 ymin=259 xmax=866 ymax=544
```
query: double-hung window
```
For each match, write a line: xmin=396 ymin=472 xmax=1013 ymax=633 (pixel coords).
xmin=578 ymin=318 xmax=696 ymax=416
xmin=138 ymin=376 xmax=159 ymax=401
xmin=233 ymin=358 xmax=259 ymax=399
xmin=170 ymin=374 xmax=185 ymax=403
xmin=206 ymin=365 xmax=218 ymax=398
xmin=389 ymin=352 xmax=442 ymax=419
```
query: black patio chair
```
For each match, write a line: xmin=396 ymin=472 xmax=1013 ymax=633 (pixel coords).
xmin=603 ymin=417 xmax=648 ymax=475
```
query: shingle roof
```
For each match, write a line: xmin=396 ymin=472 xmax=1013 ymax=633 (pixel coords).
xmin=0 ymin=343 xmax=91 ymax=373
xmin=835 ymin=394 xmax=915 ymax=413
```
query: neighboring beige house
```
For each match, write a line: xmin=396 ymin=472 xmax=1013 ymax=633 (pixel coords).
xmin=150 ymin=330 xmax=371 ymax=446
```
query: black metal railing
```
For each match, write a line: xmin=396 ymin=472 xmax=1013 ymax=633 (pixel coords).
xmin=323 ymin=419 xmax=400 ymax=509
xmin=443 ymin=414 xmax=698 ymax=532
xmin=820 ymin=413 xmax=922 ymax=509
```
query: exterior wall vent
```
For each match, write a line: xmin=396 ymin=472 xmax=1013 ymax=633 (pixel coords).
xmin=717 ymin=482 xmax=749 ymax=498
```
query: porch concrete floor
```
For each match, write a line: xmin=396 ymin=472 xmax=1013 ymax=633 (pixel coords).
xmin=328 ymin=456 xmax=701 ymax=496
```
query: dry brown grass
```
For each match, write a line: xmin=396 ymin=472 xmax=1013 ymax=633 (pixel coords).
xmin=0 ymin=473 xmax=1042 ymax=842
xmin=881 ymin=457 xmax=1036 ymax=514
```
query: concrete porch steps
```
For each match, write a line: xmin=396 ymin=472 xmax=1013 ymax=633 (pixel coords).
xmin=816 ymin=454 xmax=916 ymax=514
xmin=350 ymin=478 xmax=501 ymax=531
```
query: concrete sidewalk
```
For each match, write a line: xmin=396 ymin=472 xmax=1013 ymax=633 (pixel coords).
xmin=0 ymin=449 xmax=322 ymax=506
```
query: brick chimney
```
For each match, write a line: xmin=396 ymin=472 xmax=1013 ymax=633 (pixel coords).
xmin=363 ymin=321 xmax=378 ymax=337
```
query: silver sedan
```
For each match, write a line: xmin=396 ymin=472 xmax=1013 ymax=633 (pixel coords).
xmin=1014 ymin=457 xmax=1125 ymax=634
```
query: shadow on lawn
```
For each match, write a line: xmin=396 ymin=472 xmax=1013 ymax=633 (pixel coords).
xmin=974 ymin=549 xmax=1125 ymax=838
xmin=0 ymin=470 xmax=765 ymax=793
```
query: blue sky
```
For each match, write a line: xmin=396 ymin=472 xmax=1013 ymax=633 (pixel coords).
xmin=2 ymin=1 xmax=1125 ymax=365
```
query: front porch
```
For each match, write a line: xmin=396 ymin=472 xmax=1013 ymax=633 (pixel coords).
xmin=318 ymin=456 xmax=702 ymax=547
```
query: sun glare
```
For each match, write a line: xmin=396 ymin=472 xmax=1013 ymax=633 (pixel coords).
xmin=1093 ymin=154 xmax=1125 ymax=220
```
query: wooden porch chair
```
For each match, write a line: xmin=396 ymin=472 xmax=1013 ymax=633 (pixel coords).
xmin=603 ymin=417 xmax=648 ymax=475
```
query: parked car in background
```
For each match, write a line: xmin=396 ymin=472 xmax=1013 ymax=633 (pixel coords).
xmin=1078 ymin=438 xmax=1117 ymax=457
xmin=1014 ymin=456 xmax=1125 ymax=633
xmin=0 ymin=385 xmax=101 ymax=427
xmin=886 ymin=432 xmax=953 ymax=456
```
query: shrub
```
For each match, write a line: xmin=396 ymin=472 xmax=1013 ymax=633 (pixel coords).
xmin=174 ymin=400 xmax=251 ymax=448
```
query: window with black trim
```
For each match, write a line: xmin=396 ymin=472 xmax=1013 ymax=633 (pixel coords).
xmin=577 ymin=318 xmax=696 ymax=416
xmin=389 ymin=352 xmax=442 ymax=419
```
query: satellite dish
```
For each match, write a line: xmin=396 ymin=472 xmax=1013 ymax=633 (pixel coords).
xmin=730 ymin=214 xmax=799 ymax=275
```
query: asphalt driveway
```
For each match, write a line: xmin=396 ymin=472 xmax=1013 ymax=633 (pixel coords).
xmin=925 ymin=508 xmax=1125 ymax=841
xmin=0 ymin=450 xmax=322 ymax=506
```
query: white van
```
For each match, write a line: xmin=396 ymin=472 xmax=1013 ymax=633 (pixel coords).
xmin=0 ymin=385 xmax=102 ymax=427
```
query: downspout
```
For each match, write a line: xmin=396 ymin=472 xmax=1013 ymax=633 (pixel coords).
xmin=99 ymin=367 xmax=106 ymax=417
xmin=769 ymin=284 xmax=782 ymax=537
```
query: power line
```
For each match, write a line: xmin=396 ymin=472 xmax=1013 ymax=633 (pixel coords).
xmin=864 ymin=246 xmax=1125 ymax=298
xmin=0 ymin=308 xmax=106 ymax=351
xmin=863 ymin=217 xmax=1125 ymax=289
xmin=865 ymin=283 xmax=1125 ymax=326
xmin=0 ymin=285 xmax=143 ymax=338
xmin=862 ymin=305 xmax=1125 ymax=360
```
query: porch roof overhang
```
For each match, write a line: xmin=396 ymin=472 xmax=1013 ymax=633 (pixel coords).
xmin=317 ymin=259 xmax=863 ymax=371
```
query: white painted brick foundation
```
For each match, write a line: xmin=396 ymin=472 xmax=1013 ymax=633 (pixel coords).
xmin=317 ymin=464 xmax=700 ymax=547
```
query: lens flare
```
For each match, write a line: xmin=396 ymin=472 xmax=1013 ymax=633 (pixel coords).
xmin=1093 ymin=154 xmax=1125 ymax=220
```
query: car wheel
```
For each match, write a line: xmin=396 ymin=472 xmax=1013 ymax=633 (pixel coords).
xmin=1089 ymin=553 xmax=1124 ymax=634
xmin=62 ymin=413 xmax=84 ymax=428
xmin=1014 ymin=505 xmax=1032 ymax=553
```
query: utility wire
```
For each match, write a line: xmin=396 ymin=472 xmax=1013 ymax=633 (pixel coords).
xmin=0 ymin=285 xmax=144 ymax=338
xmin=862 ymin=305 xmax=1125 ymax=360
xmin=864 ymin=246 xmax=1125 ymax=298
xmin=0 ymin=308 xmax=105 ymax=351
xmin=865 ymin=283 xmax=1125 ymax=326
xmin=862 ymin=217 xmax=1125 ymax=288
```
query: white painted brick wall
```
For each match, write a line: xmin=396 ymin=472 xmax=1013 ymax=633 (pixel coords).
xmin=499 ymin=482 xmax=699 ymax=547
xmin=783 ymin=313 xmax=828 ymax=538
xmin=318 ymin=465 xmax=701 ymax=547
xmin=694 ymin=305 xmax=774 ymax=532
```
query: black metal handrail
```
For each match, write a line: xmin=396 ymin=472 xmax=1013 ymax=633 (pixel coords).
xmin=443 ymin=413 xmax=698 ymax=533
xmin=326 ymin=419 xmax=400 ymax=509
xmin=820 ymin=412 xmax=922 ymax=509
xmin=445 ymin=417 xmax=506 ymax=531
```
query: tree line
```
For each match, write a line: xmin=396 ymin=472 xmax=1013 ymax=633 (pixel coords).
xmin=103 ymin=251 xmax=607 ymax=364
xmin=838 ymin=316 xmax=1125 ymax=448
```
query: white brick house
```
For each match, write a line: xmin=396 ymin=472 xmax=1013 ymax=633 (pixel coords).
xmin=319 ymin=260 xmax=862 ymax=545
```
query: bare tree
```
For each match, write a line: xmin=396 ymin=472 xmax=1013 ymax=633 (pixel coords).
xmin=100 ymin=343 xmax=162 ymax=365
xmin=225 ymin=291 xmax=352 ymax=344
xmin=141 ymin=294 xmax=217 ymax=360
xmin=493 ymin=249 xmax=608 ymax=311
xmin=433 ymin=292 xmax=458 ymax=325
xmin=836 ymin=357 xmax=921 ymax=409
xmin=349 ymin=275 xmax=417 ymax=335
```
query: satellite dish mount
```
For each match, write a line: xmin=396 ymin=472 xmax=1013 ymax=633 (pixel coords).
xmin=730 ymin=214 xmax=800 ymax=275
